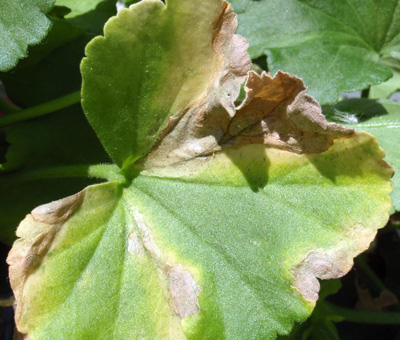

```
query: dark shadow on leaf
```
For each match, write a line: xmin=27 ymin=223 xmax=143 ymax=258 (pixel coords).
xmin=323 ymin=99 xmax=389 ymax=124
xmin=307 ymin=135 xmax=382 ymax=183
xmin=225 ymin=145 xmax=270 ymax=192
xmin=67 ymin=0 xmax=117 ymax=35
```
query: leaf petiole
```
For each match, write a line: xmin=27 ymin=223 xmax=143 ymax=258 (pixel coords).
xmin=0 ymin=95 xmax=20 ymax=114
xmin=0 ymin=91 xmax=81 ymax=128
xmin=354 ymin=255 xmax=387 ymax=294
xmin=322 ymin=301 xmax=400 ymax=324
xmin=0 ymin=164 xmax=123 ymax=183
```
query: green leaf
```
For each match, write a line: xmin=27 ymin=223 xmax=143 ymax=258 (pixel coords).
xmin=324 ymin=98 xmax=400 ymax=212
xmin=81 ymin=0 xmax=250 ymax=169
xmin=0 ymin=0 xmax=55 ymax=72
xmin=55 ymin=0 xmax=117 ymax=35
xmin=8 ymin=131 xmax=392 ymax=339
xmin=230 ymin=0 xmax=400 ymax=104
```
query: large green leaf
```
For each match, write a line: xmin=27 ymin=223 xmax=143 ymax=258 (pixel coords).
xmin=230 ymin=0 xmax=399 ymax=104
xmin=0 ymin=0 xmax=55 ymax=71
xmin=324 ymin=98 xmax=400 ymax=212
xmin=8 ymin=132 xmax=392 ymax=339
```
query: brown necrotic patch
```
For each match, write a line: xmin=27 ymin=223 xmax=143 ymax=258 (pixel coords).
xmin=7 ymin=191 xmax=85 ymax=326
xmin=131 ymin=209 xmax=202 ymax=319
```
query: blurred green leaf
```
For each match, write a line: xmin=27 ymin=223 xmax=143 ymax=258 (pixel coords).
xmin=0 ymin=0 xmax=55 ymax=71
xmin=230 ymin=0 xmax=399 ymax=104
xmin=0 ymin=105 xmax=110 ymax=172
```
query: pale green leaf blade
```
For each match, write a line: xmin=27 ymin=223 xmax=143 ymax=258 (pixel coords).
xmin=230 ymin=0 xmax=399 ymax=104
xmin=0 ymin=0 xmax=55 ymax=71
xmin=81 ymin=0 xmax=250 ymax=169
xmin=324 ymin=98 xmax=400 ymax=211
xmin=8 ymin=132 xmax=392 ymax=339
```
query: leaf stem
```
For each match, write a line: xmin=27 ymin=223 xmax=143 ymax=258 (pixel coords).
xmin=354 ymin=255 xmax=386 ymax=294
xmin=323 ymin=301 xmax=400 ymax=324
xmin=361 ymin=87 xmax=370 ymax=98
xmin=0 ymin=96 xmax=20 ymax=114
xmin=0 ymin=164 xmax=123 ymax=183
xmin=0 ymin=91 xmax=81 ymax=127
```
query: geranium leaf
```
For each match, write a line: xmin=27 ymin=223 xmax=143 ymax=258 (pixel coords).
xmin=0 ymin=0 xmax=55 ymax=72
xmin=230 ymin=0 xmax=400 ymax=104
xmin=8 ymin=131 xmax=392 ymax=339
xmin=8 ymin=1 xmax=393 ymax=339
xmin=324 ymin=98 xmax=400 ymax=212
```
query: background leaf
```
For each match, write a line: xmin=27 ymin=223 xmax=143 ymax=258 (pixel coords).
xmin=230 ymin=0 xmax=400 ymax=104
xmin=324 ymin=98 xmax=400 ymax=212
xmin=0 ymin=0 xmax=55 ymax=72
xmin=55 ymin=0 xmax=117 ymax=34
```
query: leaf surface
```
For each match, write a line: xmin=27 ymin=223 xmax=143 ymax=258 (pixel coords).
xmin=0 ymin=0 xmax=55 ymax=71
xmin=8 ymin=132 xmax=392 ymax=339
xmin=230 ymin=0 xmax=400 ymax=104
xmin=324 ymin=98 xmax=400 ymax=212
